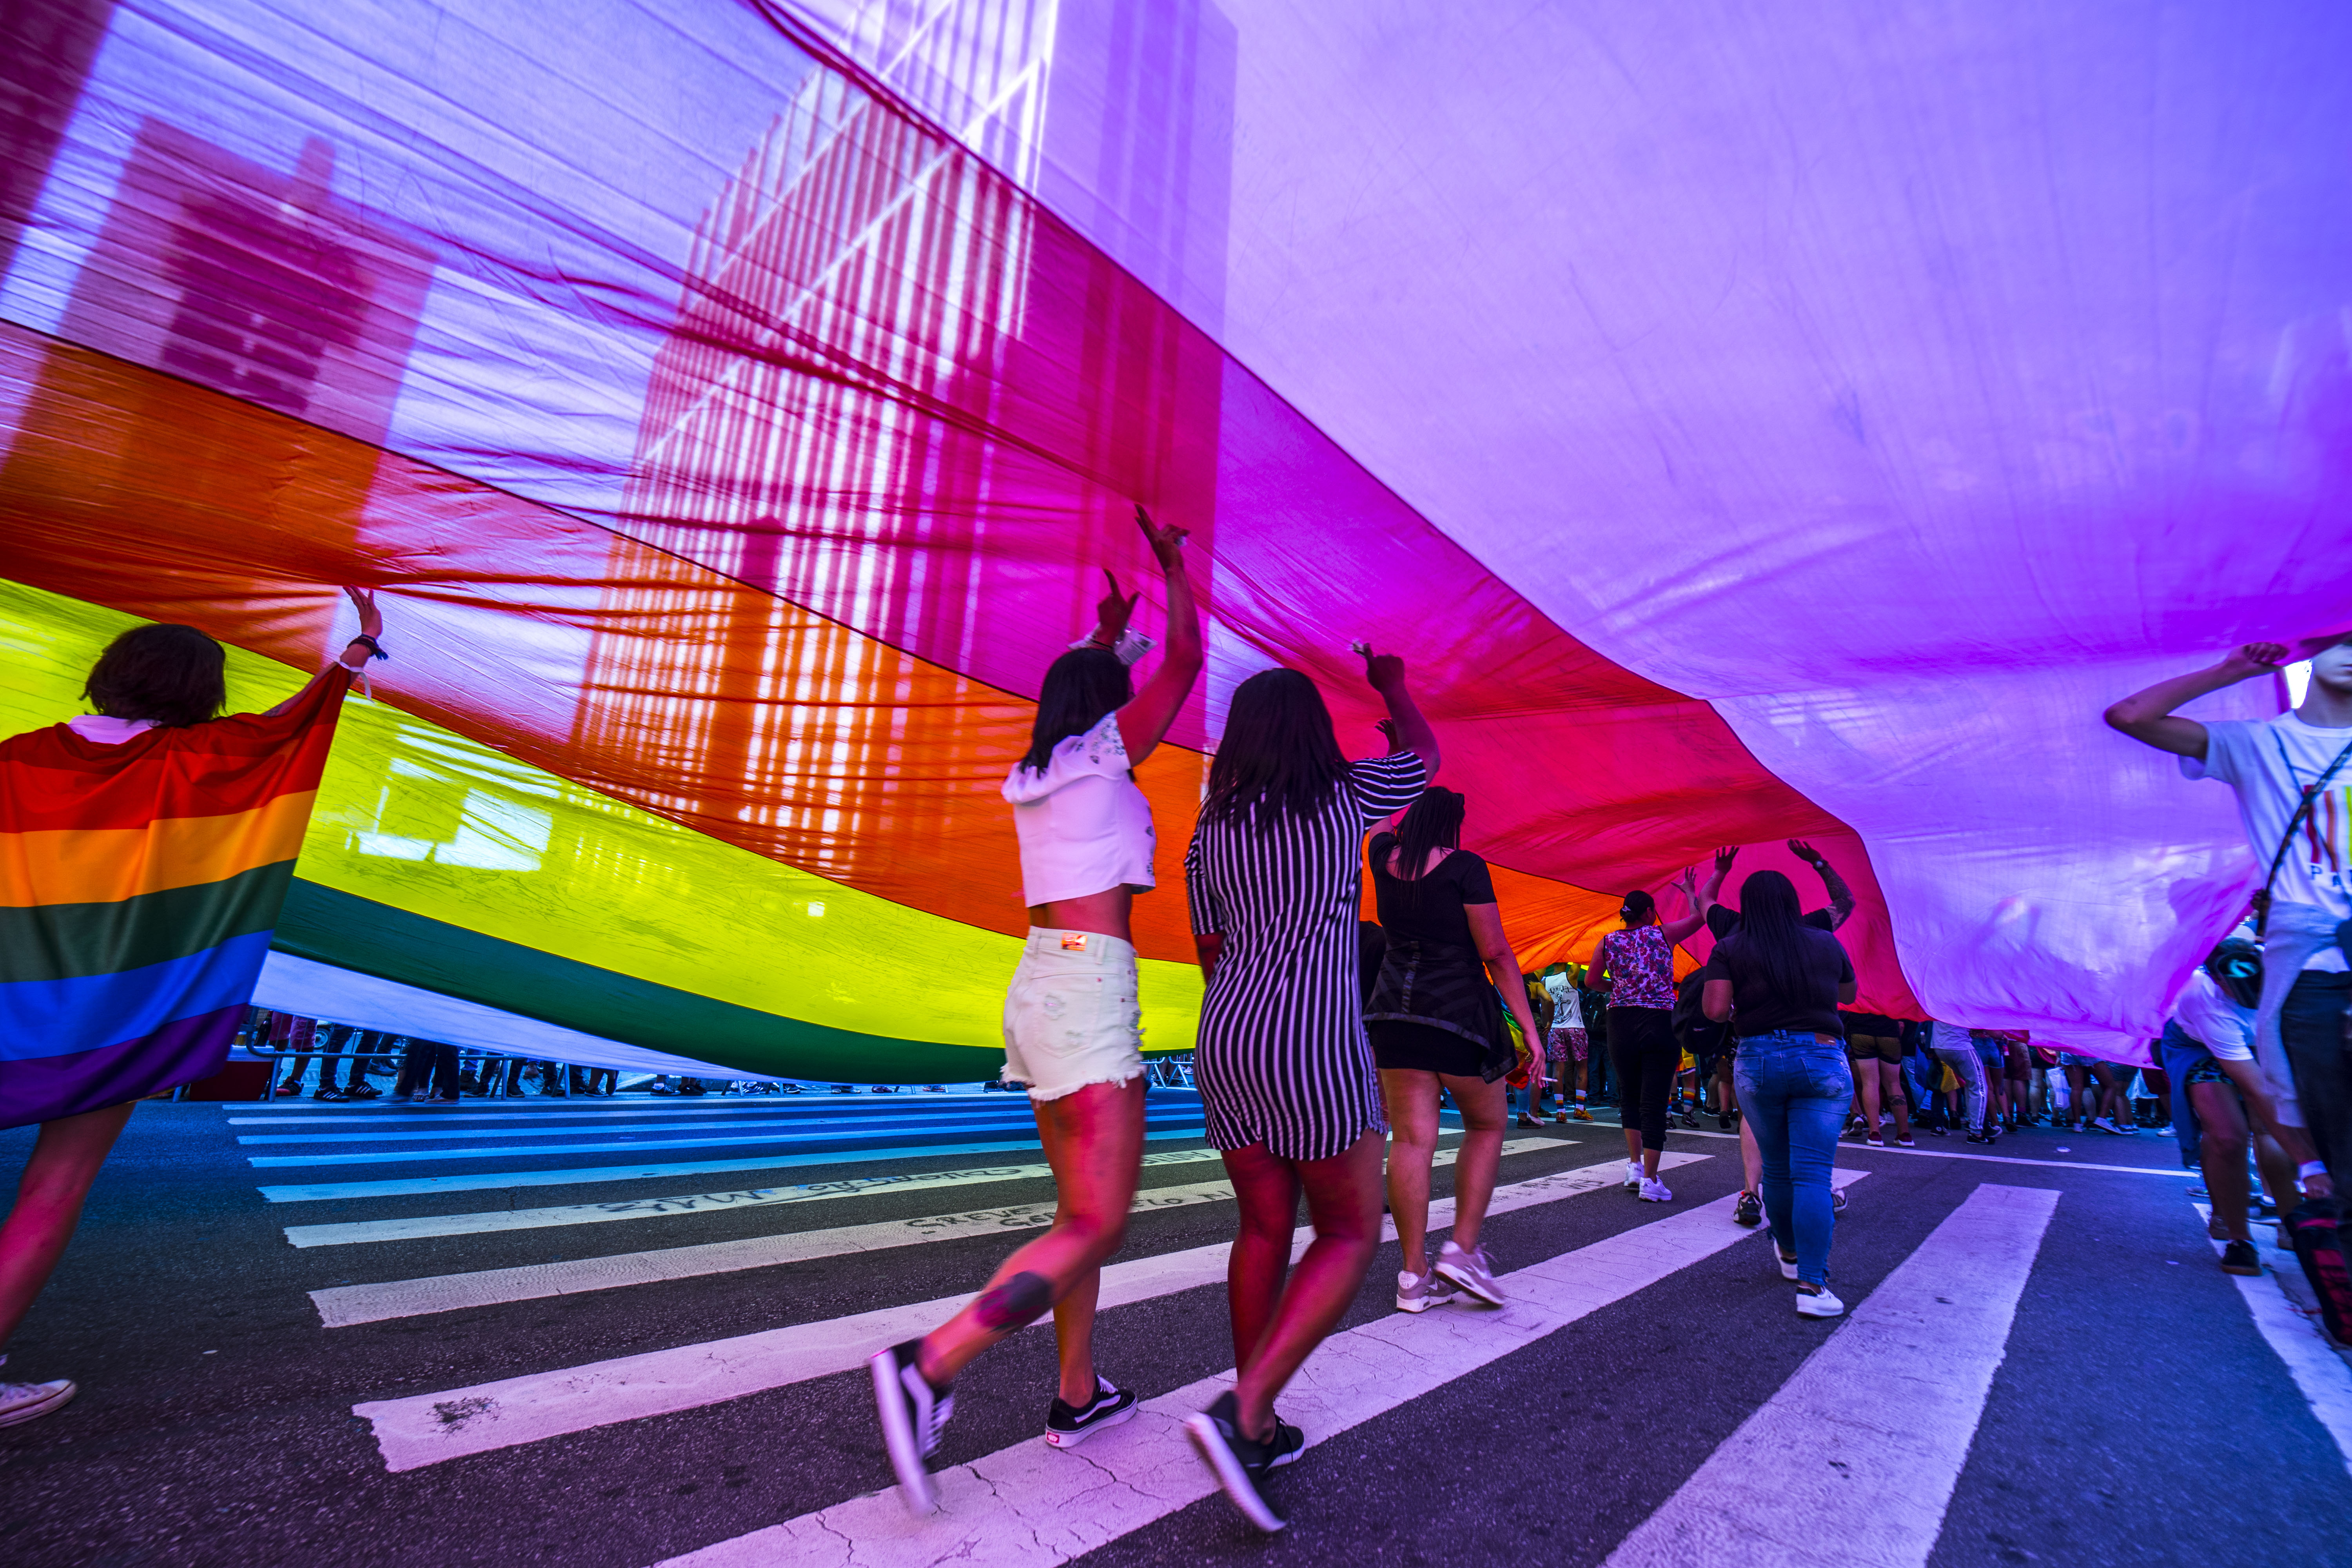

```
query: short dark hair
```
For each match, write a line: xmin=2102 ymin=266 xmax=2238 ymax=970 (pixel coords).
xmin=83 ymin=623 xmax=226 ymax=728
xmin=1020 ymin=648 xmax=1133 ymax=774
xmin=1200 ymin=668 xmax=1347 ymax=833
xmin=1619 ymin=889 xmax=1657 ymax=926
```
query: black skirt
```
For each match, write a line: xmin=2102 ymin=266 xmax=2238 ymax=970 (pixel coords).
xmin=1370 ymin=1020 xmax=1488 ymax=1076
xmin=1365 ymin=937 xmax=1514 ymax=1083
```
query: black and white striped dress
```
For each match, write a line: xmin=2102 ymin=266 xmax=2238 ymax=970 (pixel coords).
xmin=1183 ymin=751 xmax=1427 ymax=1160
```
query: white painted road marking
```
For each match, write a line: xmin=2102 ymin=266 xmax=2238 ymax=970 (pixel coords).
xmin=259 ymin=1130 xmax=1215 ymax=1203
xmin=248 ymin=1113 xmax=1209 ymax=1167
xmin=1670 ymin=1125 xmax=2190 ymax=1179
xmin=2194 ymin=1203 xmax=2352 ymax=1478
xmin=646 ymin=1165 xmax=1858 ymax=1568
xmin=1604 ymin=1182 xmax=2058 ymax=1568
xmin=307 ymin=1138 xmax=1570 ymax=1318
xmin=240 ymin=1113 xmax=1102 ymax=1145
xmin=354 ymin=1148 xmax=1702 ymax=1471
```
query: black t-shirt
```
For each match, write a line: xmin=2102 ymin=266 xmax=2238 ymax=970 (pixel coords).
xmin=1357 ymin=921 xmax=1388 ymax=1007
xmin=1706 ymin=904 xmax=1836 ymax=942
xmin=1368 ymin=836 xmax=1497 ymax=947
xmin=1710 ymin=926 xmax=1855 ymax=1038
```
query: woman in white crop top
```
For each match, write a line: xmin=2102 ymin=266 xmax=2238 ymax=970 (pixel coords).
xmin=869 ymin=505 xmax=1201 ymax=1514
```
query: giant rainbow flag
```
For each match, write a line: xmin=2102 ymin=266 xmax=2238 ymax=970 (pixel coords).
xmin=0 ymin=1 xmax=2345 ymax=1077
xmin=0 ymin=671 xmax=347 ymax=1125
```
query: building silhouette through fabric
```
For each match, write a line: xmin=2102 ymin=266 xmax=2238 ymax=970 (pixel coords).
xmin=1 ymin=1 xmax=2344 ymax=1076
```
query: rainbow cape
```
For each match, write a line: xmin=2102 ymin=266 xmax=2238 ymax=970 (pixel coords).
xmin=0 ymin=670 xmax=350 ymax=1128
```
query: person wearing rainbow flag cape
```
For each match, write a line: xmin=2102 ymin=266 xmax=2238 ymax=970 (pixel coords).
xmin=0 ymin=588 xmax=385 ymax=1428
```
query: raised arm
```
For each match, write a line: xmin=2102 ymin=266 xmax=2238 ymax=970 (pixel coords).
xmin=2103 ymin=643 xmax=2285 ymax=759
xmin=1362 ymin=649 xmax=1440 ymax=776
xmin=267 ymin=586 xmax=384 ymax=717
xmin=1113 ymin=507 xmax=1204 ymax=767
xmin=1788 ymin=839 xmax=1855 ymax=929
xmin=1466 ymin=902 xmax=1543 ymax=1054
xmin=1659 ymin=865 xmax=1707 ymax=945
xmin=1698 ymin=845 xmax=1737 ymax=914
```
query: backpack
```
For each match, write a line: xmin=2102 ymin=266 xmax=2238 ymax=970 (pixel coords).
xmin=2282 ymin=1198 xmax=2352 ymax=1346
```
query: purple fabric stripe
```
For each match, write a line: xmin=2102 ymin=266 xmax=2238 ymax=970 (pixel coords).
xmin=0 ymin=1004 xmax=243 ymax=1130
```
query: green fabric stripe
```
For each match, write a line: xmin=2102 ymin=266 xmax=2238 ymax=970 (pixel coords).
xmin=273 ymin=882 xmax=1008 ymax=1083
xmin=0 ymin=861 xmax=296 ymax=984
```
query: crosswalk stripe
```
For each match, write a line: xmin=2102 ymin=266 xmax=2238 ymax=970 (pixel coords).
xmin=279 ymin=1135 xmax=1558 ymax=1249
xmin=247 ymin=1114 xmax=1209 ymax=1168
xmin=353 ymin=1148 xmax=1710 ymax=1472
xmin=646 ymin=1163 xmax=1858 ymax=1567
xmin=1603 ymin=1182 xmax=2058 ymax=1568
xmin=305 ymin=1138 xmax=1560 ymax=1321
xmin=1667 ymin=1125 xmax=2192 ymax=1178
xmin=239 ymin=1113 xmax=1113 ymax=1146
xmin=230 ymin=1101 xmax=1047 ymax=1125
xmin=258 ymin=1131 xmax=1216 ymax=1204
xmin=2193 ymin=1203 xmax=2352 ymax=1477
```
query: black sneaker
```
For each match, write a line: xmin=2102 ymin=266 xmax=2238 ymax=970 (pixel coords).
xmin=869 ymin=1340 xmax=953 ymax=1515
xmin=1733 ymin=1190 xmax=1762 ymax=1227
xmin=1267 ymin=1418 xmax=1306 ymax=1468
xmin=1717 ymin=1112 xmax=1735 ymax=1130
xmin=1185 ymin=1391 xmax=1285 ymax=1532
xmin=1965 ymin=1131 xmax=1998 ymax=1145
xmin=2219 ymin=1240 xmax=2261 ymax=1276
xmin=1045 ymin=1377 xmax=1138 ymax=1449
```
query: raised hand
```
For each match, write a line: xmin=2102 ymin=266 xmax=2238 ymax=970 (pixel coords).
xmin=2217 ymin=642 xmax=2290 ymax=681
xmin=1714 ymin=844 xmax=1739 ymax=876
xmin=1094 ymin=568 xmax=1142 ymax=643
xmin=1133 ymin=504 xmax=1189 ymax=570
xmin=1375 ymin=717 xmax=1401 ymax=751
xmin=1787 ymin=838 xmax=1824 ymax=866
xmin=1360 ymin=646 xmax=1406 ymax=692
xmin=344 ymin=585 xmax=382 ymax=640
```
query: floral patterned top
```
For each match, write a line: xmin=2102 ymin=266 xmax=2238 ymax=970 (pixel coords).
xmin=1598 ymin=924 xmax=1677 ymax=1011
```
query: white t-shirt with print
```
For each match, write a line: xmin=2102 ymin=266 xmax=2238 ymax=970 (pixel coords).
xmin=2185 ymin=711 xmax=2352 ymax=971
xmin=2171 ymin=966 xmax=2255 ymax=1062
xmin=1002 ymin=710 xmax=1154 ymax=908
xmin=1544 ymin=972 xmax=1584 ymax=1030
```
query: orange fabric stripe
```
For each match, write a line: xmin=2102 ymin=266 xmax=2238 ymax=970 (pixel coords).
xmin=0 ymin=790 xmax=316 ymax=909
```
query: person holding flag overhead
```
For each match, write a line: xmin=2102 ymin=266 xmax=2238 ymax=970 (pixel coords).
xmin=0 ymin=588 xmax=385 ymax=1428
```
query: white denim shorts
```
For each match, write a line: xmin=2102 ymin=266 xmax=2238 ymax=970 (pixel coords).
xmin=1001 ymin=928 xmax=1147 ymax=1101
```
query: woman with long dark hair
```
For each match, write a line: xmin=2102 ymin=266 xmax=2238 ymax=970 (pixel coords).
xmin=1702 ymin=869 xmax=1858 ymax=1317
xmin=1179 ymin=652 xmax=1436 ymax=1532
xmin=869 ymin=507 xmax=1200 ymax=1514
xmin=0 ymin=590 xmax=383 ymax=1427
xmin=1365 ymin=787 xmax=1544 ymax=1311
xmin=1585 ymin=861 xmax=1723 ymax=1202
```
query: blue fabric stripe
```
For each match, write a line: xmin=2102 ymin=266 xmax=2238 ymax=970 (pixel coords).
xmin=0 ymin=929 xmax=273 ymax=1060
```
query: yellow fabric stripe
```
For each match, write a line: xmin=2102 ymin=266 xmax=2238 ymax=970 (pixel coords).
xmin=0 ymin=579 xmax=1202 ymax=1052
xmin=0 ymin=791 xmax=316 ymax=908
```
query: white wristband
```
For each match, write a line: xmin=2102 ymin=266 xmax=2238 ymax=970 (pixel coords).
xmin=1071 ymin=629 xmax=1153 ymax=666
xmin=2301 ymin=1160 xmax=2330 ymax=1180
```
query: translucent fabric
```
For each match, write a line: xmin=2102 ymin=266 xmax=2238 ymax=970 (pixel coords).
xmin=6 ymin=0 xmax=2334 ymax=1071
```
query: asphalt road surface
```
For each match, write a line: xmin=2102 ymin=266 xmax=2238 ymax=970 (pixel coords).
xmin=2 ymin=1089 xmax=2347 ymax=1567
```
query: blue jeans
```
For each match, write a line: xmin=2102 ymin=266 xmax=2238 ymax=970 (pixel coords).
xmin=2155 ymin=1020 xmax=2211 ymax=1169
xmin=1734 ymin=1030 xmax=1853 ymax=1287
xmin=1930 ymin=1042 xmax=1987 ymax=1132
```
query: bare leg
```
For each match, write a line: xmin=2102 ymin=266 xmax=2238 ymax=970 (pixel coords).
xmin=1378 ymin=1069 xmax=1440 ymax=1276
xmin=917 ymin=1079 xmax=1145 ymax=1390
xmin=1436 ymin=1073 xmax=1507 ymax=1252
xmin=1050 ymin=1269 xmax=1102 ymax=1406
xmin=1230 ymin=1131 xmax=1384 ymax=1443
xmin=2188 ymin=1081 xmax=2252 ymax=1241
xmin=1878 ymin=1060 xmax=1911 ymax=1142
xmin=0 ymin=1103 xmax=137 ymax=1348
xmin=2212 ymin=1058 xmax=2325 ymax=1209
xmin=1739 ymin=1110 xmax=1762 ymax=1194
xmin=1221 ymin=1143 xmax=1303 ymax=1381
xmin=1851 ymin=1051 xmax=1882 ymax=1136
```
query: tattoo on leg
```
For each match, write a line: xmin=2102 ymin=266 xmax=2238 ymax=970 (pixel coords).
xmin=973 ymin=1270 xmax=1052 ymax=1332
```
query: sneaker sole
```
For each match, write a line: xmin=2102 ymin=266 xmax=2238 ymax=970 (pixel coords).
xmin=1394 ymin=1292 xmax=1450 ymax=1313
xmin=1184 ymin=1412 xmax=1285 ymax=1533
xmin=0 ymin=1383 xmax=75 ymax=1428
xmin=1432 ymin=1261 xmax=1505 ymax=1307
xmin=867 ymin=1351 xmax=938 ymax=1515
xmin=1044 ymin=1400 xmax=1137 ymax=1448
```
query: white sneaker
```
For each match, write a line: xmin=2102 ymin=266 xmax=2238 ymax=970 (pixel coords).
xmin=1638 ymin=1178 xmax=1673 ymax=1203
xmin=1795 ymin=1285 xmax=1845 ymax=1318
xmin=1433 ymin=1240 xmax=1506 ymax=1305
xmin=0 ymin=1376 xmax=76 ymax=1428
xmin=1394 ymin=1268 xmax=1457 ymax=1313
xmin=1622 ymin=1160 xmax=1644 ymax=1190
xmin=1776 ymin=1251 xmax=1799 ymax=1281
